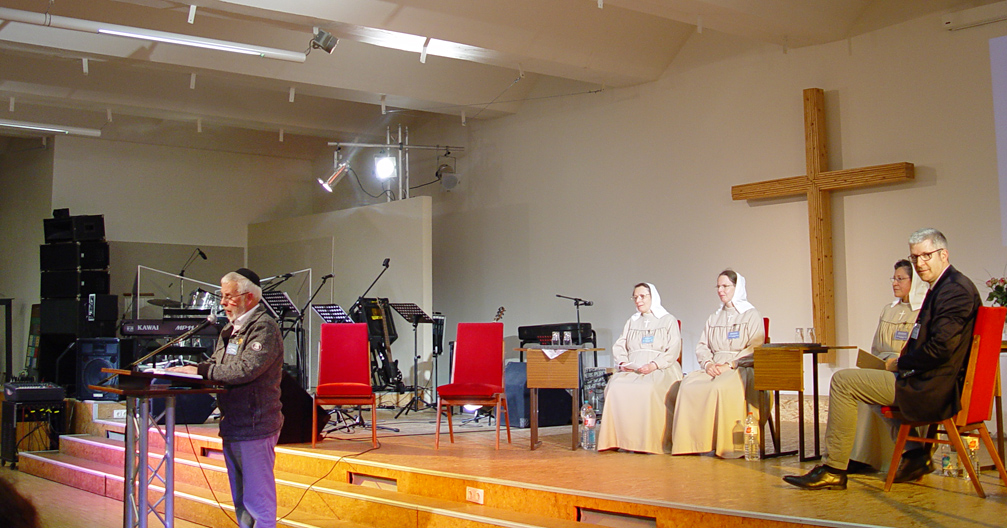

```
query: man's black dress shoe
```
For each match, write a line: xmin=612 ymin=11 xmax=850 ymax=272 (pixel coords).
xmin=845 ymin=459 xmax=876 ymax=475
xmin=893 ymin=452 xmax=934 ymax=483
xmin=783 ymin=465 xmax=848 ymax=490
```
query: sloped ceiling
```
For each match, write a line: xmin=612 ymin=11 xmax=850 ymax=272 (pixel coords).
xmin=0 ymin=0 xmax=998 ymax=145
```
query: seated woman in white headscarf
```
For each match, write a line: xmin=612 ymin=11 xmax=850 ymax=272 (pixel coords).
xmin=596 ymin=283 xmax=683 ymax=454
xmin=671 ymin=270 xmax=765 ymax=458
xmin=846 ymin=259 xmax=928 ymax=474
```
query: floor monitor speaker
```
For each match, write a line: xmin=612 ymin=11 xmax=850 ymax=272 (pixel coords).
xmin=278 ymin=371 xmax=326 ymax=444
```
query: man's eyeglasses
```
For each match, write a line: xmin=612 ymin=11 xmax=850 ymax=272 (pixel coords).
xmin=909 ymin=248 xmax=943 ymax=264
xmin=220 ymin=292 xmax=249 ymax=303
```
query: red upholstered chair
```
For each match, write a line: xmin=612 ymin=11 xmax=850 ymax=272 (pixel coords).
xmin=313 ymin=323 xmax=377 ymax=448
xmin=435 ymin=322 xmax=511 ymax=449
xmin=882 ymin=306 xmax=1007 ymax=497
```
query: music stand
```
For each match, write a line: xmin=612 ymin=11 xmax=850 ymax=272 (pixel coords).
xmin=388 ymin=302 xmax=434 ymax=417
xmin=261 ymin=291 xmax=300 ymax=320
xmin=312 ymin=304 xmax=353 ymax=324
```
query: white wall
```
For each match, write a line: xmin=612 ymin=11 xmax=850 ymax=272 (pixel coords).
xmin=0 ymin=138 xmax=53 ymax=377
xmin=424 ymin=13 xmax=1007 ymax=395
xmin=51 ymin=135 xmax=316 ymax=247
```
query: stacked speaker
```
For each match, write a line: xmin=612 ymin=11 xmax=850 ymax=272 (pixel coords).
xmin=36 ymin=210 xmax=119 ymax=397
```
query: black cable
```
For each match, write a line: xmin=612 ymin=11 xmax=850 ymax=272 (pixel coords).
xmin=348 ymin=166 xmax=395 ymax=200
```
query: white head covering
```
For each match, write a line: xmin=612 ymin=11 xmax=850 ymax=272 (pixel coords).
xmin=631 ymin=282 xmax=671 ymax=320
xmin=895 ymin=262 xmax=929 ymax=311
xmin=718 ymin=272 xmax=755 ymax=314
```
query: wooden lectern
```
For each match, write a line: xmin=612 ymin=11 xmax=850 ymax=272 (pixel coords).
xmin=517 ymin=347 xmax=603 ymax=450
xmin=90 ymin=369 xmax=225 ymax=528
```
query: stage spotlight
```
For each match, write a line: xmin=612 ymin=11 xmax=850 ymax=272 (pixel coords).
xmin=311 ymin=28 xmax=338 ymax=54
xmin=317 ymin=162 xmax=348 ymax=192
xmin=436 ymin=163 xmax=459 ymax=190
xmin=375 ymin=154 xmax=397 ymax=180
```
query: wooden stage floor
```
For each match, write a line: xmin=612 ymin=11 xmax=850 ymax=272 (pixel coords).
xmin=6 ymin=404 xmax=1007 ymax=528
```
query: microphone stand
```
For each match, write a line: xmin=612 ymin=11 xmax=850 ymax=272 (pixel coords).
xmin=177 ymin=249 xmax=201 ymax=305
xmin=556 ymin=293 xmax=596 ymax=368
xmin=291 ymin=274 xmax=331 ymax=389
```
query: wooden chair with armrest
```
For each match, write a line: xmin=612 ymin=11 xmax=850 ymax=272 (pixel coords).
xmin=881 ymin=306 xmax=1007 ymax=497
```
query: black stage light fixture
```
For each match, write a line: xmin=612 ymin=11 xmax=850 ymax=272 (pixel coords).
xmin=312 ymin=29 xmax=338 ymax=54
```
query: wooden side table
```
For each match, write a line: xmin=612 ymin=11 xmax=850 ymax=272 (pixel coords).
xmin=753 ymin=343 xmax=856 ymax=461
xmin=516 ymin=347 xmax=602 ymax=450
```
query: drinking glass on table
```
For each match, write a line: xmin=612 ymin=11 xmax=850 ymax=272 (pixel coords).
xmin=806 ymin=327 xmax=817 ymax=344
xmin=794 ymin=328 xmax=804 ymax=343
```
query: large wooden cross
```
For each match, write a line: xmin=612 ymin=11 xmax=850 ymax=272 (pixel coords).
xmin=732 ymin=88 xmax=914 ymax=355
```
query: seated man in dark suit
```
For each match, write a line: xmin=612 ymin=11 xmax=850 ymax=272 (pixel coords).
xmin=783 ymin=227 xmax=981 ymax=490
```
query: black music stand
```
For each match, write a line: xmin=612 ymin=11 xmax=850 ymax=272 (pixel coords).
xmin=388 ymin=303 xmax=434 ymax=417
xmin=311 ymin=304 xmax=353 ymax=324
xmin=262 ymin=291 xmax=300 ymax=320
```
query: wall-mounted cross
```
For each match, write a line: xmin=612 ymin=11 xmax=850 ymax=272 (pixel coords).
xmin=732 ymin=88 xmax=914 ymax=358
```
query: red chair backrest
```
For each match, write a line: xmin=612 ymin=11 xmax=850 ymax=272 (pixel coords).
xmin=764 ymin=317 xmax=770 ymax=344
xmin=318 ymin=323 xmax=371 ymax=386
xmin=962 ymin=306 xmax=1007 ymax=424
xmin=452 ymin=322 xmax=504 ymax=386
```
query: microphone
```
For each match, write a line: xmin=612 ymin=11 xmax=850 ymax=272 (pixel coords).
xmin=281 ymin=273 xmax=293 ymax=279
xmin=321 ymin=274 xmax=334 ymax=281
xmin=197 ymin=248 xmax=207 ymax=260
xmin=189 ymin=312 xmax=218 ymax=334
xmin=382 ymin=258 xmax=390 ymax=268
xmin=581 ymin=300 xmax=594 ymax=306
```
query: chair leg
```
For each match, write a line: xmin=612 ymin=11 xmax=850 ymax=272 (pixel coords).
xmin=502 ymin=397 xmax=511 ymax=444
xmin=312 ymin=396 xmax=319 ymax=449
xmin=494 ymin=401 xmax=501 ymax=450
xmin=447 ymin=405 xmax=455 ymax=443
xmin=977 ymin=423 xmax=1007 ymax=488
xmin=947 ymin=422 xmax=985 ymax=498
xmin=884 ymin=424 xmax=912 ymax=491
xmin=435 ymin=401 xmax=442 ymax=449
xmin=370 ymin=397 xmax=378 ymax=448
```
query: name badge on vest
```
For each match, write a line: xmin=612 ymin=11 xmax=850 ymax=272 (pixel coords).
xmin=641 ymin=335 xmax=655 ymax=344
xmin=226 ymin=342 xmax=239 ymax=355
xmin=727 ymin=330 xmax=740 ymax=340
xmin=910 ymin=323 xmax=920 ymax=340
xmin=894 ymin=330 xmax=909 ymax=341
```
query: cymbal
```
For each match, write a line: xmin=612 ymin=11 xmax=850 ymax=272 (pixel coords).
xmin=148 ymin=298 xmax=183 ymax=308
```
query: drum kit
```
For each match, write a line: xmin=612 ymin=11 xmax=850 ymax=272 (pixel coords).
xmin=148 ymin=289 xmax=225 ymax=319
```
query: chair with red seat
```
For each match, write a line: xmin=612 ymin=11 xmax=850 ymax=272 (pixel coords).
xmin=313 ymin=323 xmax=377 ymax=448
xmin=881 ymin=306 xmax=1007 ymax=497
xmin=435 ymin=322 xmax=511 ymax=449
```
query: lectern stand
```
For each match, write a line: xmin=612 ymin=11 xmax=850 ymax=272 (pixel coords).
xmin=90 ymin=369 xmax=225 ymax=528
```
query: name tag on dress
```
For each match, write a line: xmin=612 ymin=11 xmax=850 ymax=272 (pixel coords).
xmin=641 ymin=335 xmax=654 ymax=344
xmin=727 ymin=330 xmax=740 ymax=339
xmin=910 ymin=324 xmax=920 ymax=340
xmin=226 ymin=342 xmax=239 ymax=355
xmin=894 ymin=330 xmax=909 ymax=341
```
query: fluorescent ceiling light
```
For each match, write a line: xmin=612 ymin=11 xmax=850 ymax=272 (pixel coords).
xmin=0 ymin=7 xmax=306 ymax=63
xmin=0 ymin=118 xmax=101 ymax=137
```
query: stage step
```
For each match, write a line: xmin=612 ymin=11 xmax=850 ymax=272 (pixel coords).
xmin=19 ymin=432 xmax=589 ymax=528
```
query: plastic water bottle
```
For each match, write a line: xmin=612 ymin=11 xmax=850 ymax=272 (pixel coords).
xmin=732 ymin=420 xmax=745 ymax=453
xmin=940 ymin=439 xmax=958 ymax=477
xmin=580 ymin=400 xmax=597 ymax=450
xmin=744 ymin=411 xmax=759 ymax=460
xmin=960 ymin=436 xmax=980 ymax=480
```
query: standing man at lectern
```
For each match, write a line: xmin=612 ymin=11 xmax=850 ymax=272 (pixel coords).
xmin=169 ymin=268 xmax=284 ymax=527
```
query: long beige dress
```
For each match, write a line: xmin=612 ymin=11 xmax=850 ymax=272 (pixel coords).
xmin=671 ymin=306 xmax=765 ymax=457
xmin=848 ymin=300 xmax=919 ymax=471
xmin=597 ymin=312 xmax=683 ymax=454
